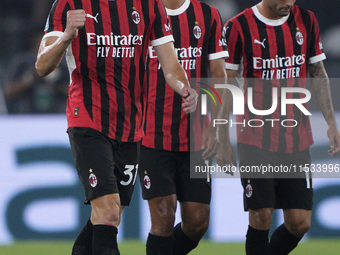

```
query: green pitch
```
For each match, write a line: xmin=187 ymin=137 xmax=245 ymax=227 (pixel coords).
xmin=0 ymin=239 xmax=339 ymax=254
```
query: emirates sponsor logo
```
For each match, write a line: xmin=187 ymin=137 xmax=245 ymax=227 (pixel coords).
xmin=87 ymin=33 xmax=143 ymax=46
xmin=253 ymin=54 xmax=306 ymax=69
xmin=148 ymin=46 xmax=202 ymax=70
xmin=254 ymin=54 xmax=306 ymax=79
xmin=87 ymin=33 xmax=143 ymax=58
xmin=148 ymin=46 xmax=202 ymax=59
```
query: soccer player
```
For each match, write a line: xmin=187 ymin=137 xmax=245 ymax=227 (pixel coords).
xmin=217 ymin=0 xmax=340 ymax=254
xmin=138 ymin=0 xmax=229 ymax=254
xmin=35 ymin=0 xmax=198 ymax=254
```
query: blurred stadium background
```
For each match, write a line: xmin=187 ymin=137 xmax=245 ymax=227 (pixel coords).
xmin=0 ymin=0 xmax=339 ymax=254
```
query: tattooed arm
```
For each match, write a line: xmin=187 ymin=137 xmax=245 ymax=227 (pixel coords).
xmin=309 ymin=61 xmax=340 ymax=156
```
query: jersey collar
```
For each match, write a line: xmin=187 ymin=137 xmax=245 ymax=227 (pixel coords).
xmin=166 ymin=0 xmax=191 ymax=16
xmin=252 ymin=5 xmax=290 ymax=26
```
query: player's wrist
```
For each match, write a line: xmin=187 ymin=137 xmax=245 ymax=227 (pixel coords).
xmin=327 ymin=119 xmax=338 ymax=129
xmin=62 ymin=30 xmax=77 ymax=43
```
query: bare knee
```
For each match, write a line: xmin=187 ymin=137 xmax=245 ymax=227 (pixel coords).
xmin=285 ymin=219 xmax=311 ymax=237
xmin=249 ymin=208 xmax=273 ymax=230
xmin=181 ymin=203 xmax=210 ymax=241
xmin=149 ymin=196 xmax=177 ymax=236
xmin=182 ymin=217 xmax=209 ymax=241
xmin=90 ymin=194 xmax=121 ymax=227
xmin=284 ymin=209 xmax=312 ymax=238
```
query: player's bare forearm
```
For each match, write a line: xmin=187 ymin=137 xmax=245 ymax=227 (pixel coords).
xmin=209 ymin=58 xmax=227 ymax=120
xmin=309 ymin=61 xmax=340 ymax=156
xmin=216 ymin=69 xmax=237 ymax=142
xmin=217 ymin=88 xmax=232 ymax=142
xmin=154 ymin=42 xmax=190 ymax=95
xmin=36 ymin=10 xmax=86 ymax=77
xmin=154 ymin=42 xmax=197 ymax=113
xmin=202 ymin=58 xmax=227 ymax=159
xmin=216 ymin=88 xmax=237 ymax=167
xmin=215 ymin=69 xmax=237 ymax=167
xmin=36 ymin=36 xmax=71 ymax=77
xmin=308 ymin=61 xmax=336 ymax=126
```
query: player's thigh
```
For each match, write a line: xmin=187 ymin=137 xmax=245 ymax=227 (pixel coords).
xmin=276 ymin=178 xmax=313 ymax=210
xmin=276 ymin=149 xmax=313 ymax=210
xmin=177 ymin=150 xmax=211 ymax=204
xmin=238 ymin=144 xmax=277 ymax=210
xmin=138 ymin=146 xmax=178 ymax=200
xmin=114 ymin=141 xmax=141 ymax=206
xmin=68 ymin=127 xmax=119 ymax=204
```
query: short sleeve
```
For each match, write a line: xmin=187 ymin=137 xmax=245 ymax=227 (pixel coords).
xmin=43 ymin=0 xmax=70 ymax=39
xmin=223 ymin=20 xmax=243 ymax=70
xmin=150 ymin=0 xmax=174 ymax=47
xmin=308 ymin=11 xmax=326 ymax=64
xmin=208 ymin=8 xmax=229 ymax=61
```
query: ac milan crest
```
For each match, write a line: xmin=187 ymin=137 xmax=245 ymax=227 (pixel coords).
xmin=193 ymin=25 xmax=202 ymax=39
xmin=144 ymin=175 xmax=151 ymax=189
xmin=132 ymin=10 xmax=141 ymax=24
xmin=296 ymin=31 xmax=304 ymax=45
xmin=89 ymin=173 xmax=98 ymax=188
xmin=245 ymin=184 xmax=253 ymax=198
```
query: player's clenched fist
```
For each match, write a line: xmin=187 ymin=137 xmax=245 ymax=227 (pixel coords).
xmin=64 ymin=10 xmax=86 ymax=41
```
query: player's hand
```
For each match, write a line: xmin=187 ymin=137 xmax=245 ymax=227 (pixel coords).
xmin=64 ymin=10 xmax=86 ymax=41
xmin=327 ymin=124 xmax=340 ymax=156
xmin=202 ymin=125 xmax=219 ymax=160
xmin=216 ymin=140 xmax=237 ymax=175
xmin=182 ymin=88 xmax=198 ymax=114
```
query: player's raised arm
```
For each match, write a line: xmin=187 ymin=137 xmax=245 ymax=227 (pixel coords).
xmin=35 ymin=10 xmax=86 ymax=77
xmin=308 ymin=61 xmax=340 ymax=156
xmin=153 ymin=42 xmax=198 ymax=114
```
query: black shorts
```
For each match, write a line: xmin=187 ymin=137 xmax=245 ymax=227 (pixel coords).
xmin=68 ymin=127 xmax=140 ymax=206
xmin=138 ymin=146 xmax=211 ymax=204
xmin=238 ymin=143 xmax=313 ymax=211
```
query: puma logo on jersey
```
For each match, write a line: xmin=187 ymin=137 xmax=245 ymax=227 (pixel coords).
xmin=254 ymin=38 xmax=266 ymax=48
xmin=86 ymin=13 xmax=99 ymax=23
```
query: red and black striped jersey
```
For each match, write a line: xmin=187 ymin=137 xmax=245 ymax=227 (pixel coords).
xmin=44 ymin=0 xmax=173 ymax=142
xmin=142 ymin=0 xmax=228 ymax=151
xmin=223 ymin=5 xmax=325 ymax=153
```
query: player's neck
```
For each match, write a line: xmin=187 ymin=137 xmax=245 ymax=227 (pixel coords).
xmin=257 ymin=2 xmax=284 ymax=20
xmin=162 ymin=0 xmax=186 ymax=10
